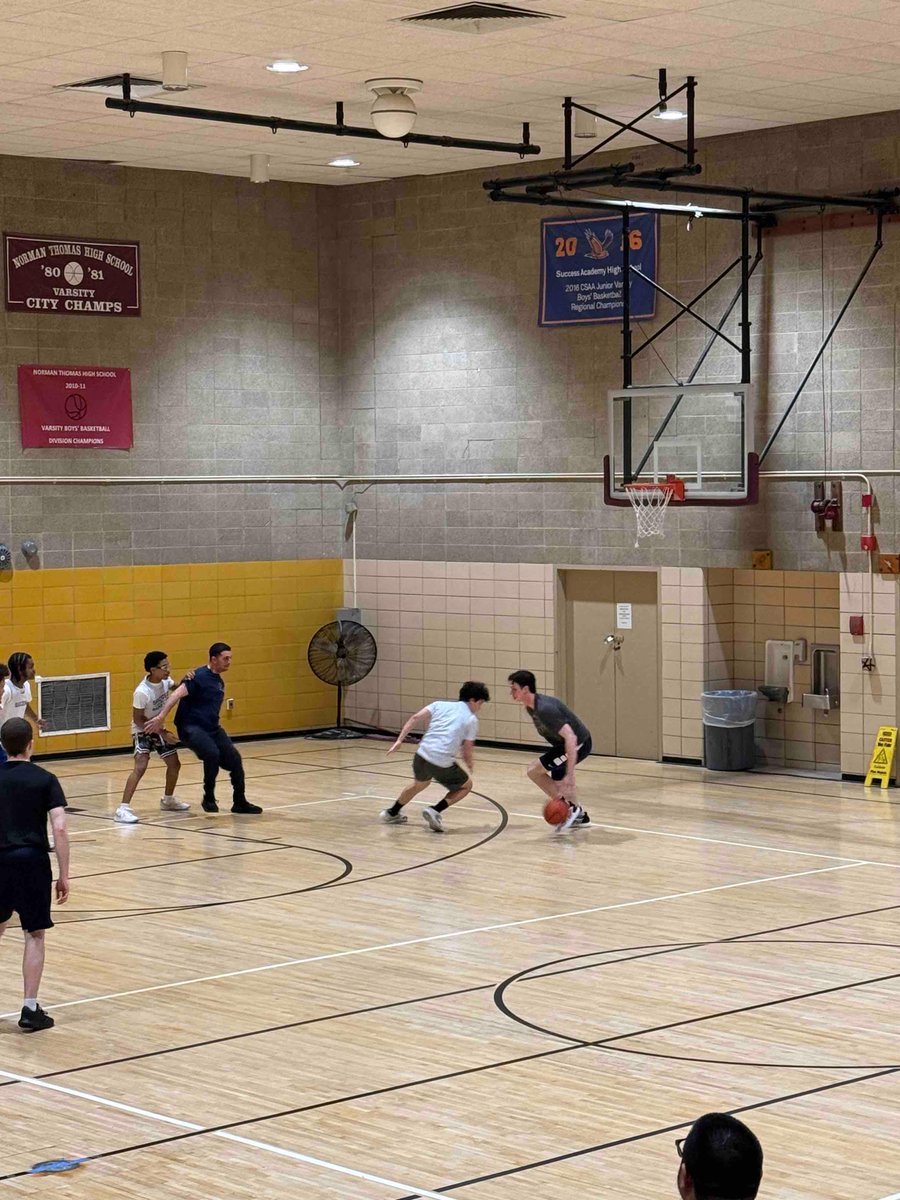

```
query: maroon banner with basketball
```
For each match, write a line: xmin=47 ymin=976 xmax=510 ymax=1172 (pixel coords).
xmin=4 ymin=233 xmax=140 ymax=316
xmin=18 ymin=366 xmax=133 ymax=449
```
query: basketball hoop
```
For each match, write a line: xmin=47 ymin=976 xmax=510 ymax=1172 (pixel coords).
xmin=623 ymin=477 xmax=685 ymax=547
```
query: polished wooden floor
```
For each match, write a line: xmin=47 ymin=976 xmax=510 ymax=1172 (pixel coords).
xmin=3 ymin=736 xmax=900 ymax=1200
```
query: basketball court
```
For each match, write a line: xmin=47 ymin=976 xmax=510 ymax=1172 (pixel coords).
xmin=2 ymin=738 xmax=900 ymax=1199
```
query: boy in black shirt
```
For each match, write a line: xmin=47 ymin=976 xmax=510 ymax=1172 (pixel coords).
xmin=508 ymin=669 xmax=592 ymax=832
xmin=0 ymin=717 xmax=70 ymax=1031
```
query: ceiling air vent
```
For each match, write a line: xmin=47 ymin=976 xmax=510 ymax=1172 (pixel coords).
xmin=56 ymin=74 xmax=174 ymax=99
xmin=398 ymin=3 xmax=562 ymax=34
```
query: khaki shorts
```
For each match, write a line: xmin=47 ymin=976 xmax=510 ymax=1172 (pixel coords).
xmin=412 ymin=753 xmax=468 ymax=792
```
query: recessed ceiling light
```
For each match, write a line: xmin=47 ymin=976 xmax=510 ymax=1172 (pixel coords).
xmin=652 ymin=103 xmax=686 ymax=121
xmin=267 ymin=59 xmax=308 ymax=73
xmin=329 ymin=156 xmax=360 ymax=167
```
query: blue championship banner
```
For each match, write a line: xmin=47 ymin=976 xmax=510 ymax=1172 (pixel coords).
xmin=539 ymin=213 xmax=658 ymax=327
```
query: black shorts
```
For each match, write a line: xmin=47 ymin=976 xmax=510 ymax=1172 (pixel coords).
xmin=133 ymin=732 xmax=179 ymax=759
xmin=539 ymin=736 xmax=593 ymax=782
xmin=412 ymin=753 xmax=469 ymax=792
xmin=0 ymin=847 xmax=53 ymax=932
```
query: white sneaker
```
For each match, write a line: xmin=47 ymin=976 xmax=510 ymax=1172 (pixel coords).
xmin=115 ymin=804 xmax=139 ymax=825
xmin=422 ymin=806 xmax=444 ymax=833
xmin=556 ymin=804 xmax=585 ymax=833
xmin=160 ymin=796 xmax=190 ymax=812
xmin=380 ymin=809 xmax=408 ymax=824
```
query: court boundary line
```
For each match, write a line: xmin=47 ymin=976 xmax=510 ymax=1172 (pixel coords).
xmin=0 ymin=1069 xmax=450 ymax=1200
xmin=0 ymin=860 xmax=866 ymax=1019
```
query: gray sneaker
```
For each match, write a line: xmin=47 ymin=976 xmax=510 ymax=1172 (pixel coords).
xmin=422 ymin=806 xmax=444 ymax=832
xmin=380 ymin=809 xmax=408 ymax=824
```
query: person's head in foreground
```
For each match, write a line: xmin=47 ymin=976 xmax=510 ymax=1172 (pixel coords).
xmin=677 ymin=1113 xmax=763 ymax=1200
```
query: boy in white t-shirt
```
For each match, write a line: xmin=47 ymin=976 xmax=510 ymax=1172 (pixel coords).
xmin=3 ymin=653 xmax=49 ymax=742
xmin=0 ymin=662 xmax=10 ymax=763
xmin=115 ymin=651 xmax=190 ymax=825
xmin=381 ymin=681 xmax=489 ymax=833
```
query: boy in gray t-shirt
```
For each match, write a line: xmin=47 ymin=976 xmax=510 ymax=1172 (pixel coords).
xmin=381 ymin=681 xmax=490 ymax=833
xmin=508 ymin=669 xmax=592 ymax=832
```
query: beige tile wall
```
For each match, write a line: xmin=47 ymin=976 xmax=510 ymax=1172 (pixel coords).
xmin=728 ymin=570 xmax=841 ymax=771
xmin=660 ymin=567 xmax=706 ymax=760
xmin=343 ymin=558 xmax=554 ymax=744
xmin=346 ymin=558 xmax=900 ymax=782
xmin=839 ymin=573 xmax=899 ymax=779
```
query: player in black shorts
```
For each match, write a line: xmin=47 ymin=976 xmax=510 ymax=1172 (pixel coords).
xmin=508 ymin=669 xmax=592 ymax=832
xmin=0 ymin=717 xmax=70 ymax=1031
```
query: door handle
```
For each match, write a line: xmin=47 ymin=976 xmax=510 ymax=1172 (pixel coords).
xmin=605 ymin=633 xmax=623 ymax=651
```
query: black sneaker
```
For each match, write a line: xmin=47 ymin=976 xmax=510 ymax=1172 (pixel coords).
xmin=231 ymin=801 xmax=262 ymax=814
xmin=19 ymin=1004 xmax=54 ymax=1032
xmin=576 ymin=810 xmax=591 ymax=826
xmin=201 ymin=799 xmax=219 ymax=813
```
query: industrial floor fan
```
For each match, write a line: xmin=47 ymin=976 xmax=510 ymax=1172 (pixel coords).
xmin=306 ymin=619 xmax=377 ymax=739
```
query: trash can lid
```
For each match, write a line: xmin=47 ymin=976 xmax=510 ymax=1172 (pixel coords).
xmin=701 ymin=689 xmax=757 ymax=699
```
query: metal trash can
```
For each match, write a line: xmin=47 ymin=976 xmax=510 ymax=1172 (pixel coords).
xmin=702 ymin=689 xmax=757 ymax=771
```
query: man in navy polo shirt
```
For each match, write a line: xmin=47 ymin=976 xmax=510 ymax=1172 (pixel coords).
xmin=145 ymin=642 xmax=261 ymax=815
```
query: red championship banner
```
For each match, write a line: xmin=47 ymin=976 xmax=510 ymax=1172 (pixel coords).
xmin=4 ymin=233 xmax=140 ymax=316
xmin=18 ymin=366 xmax=133 ymax=450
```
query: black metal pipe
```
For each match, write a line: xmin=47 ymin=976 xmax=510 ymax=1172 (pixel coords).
xmin=483 ymin=162 xmax=633 ymax=191
xmin=487 ymin=189 xmax=771 ymax=223
xmin=486 ymin=165 xmax=890 ymax=214
xmin=105 ymin=96 xmax=541 ymax=156
xmin=610 ymin=174 xmax=893 ymax=211
xmin=631 ymin=228 xmax=764 ymax=479
xmin=622 ymin=207 xmax=632 ymax=390
xmin=759 ymin=211 xmax=884 ymax=463
xmin=628 ymin=163 xmax=703 ymax=182
xmin=686 ymin=75 xmax=696 ymax=165
xmin=563 ymin=97 xmax=573 ymax=171
xmin=740 ymin=194 xmax=751 ymax=383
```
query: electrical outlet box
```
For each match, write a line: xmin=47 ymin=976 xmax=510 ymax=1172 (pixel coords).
xmin=226 ymin=698 xmax=235 ymax=711
xmin=752 ymin=549 xmax=773 ymax=571
xmin=879 ymin=554 xmax=900 ymax=575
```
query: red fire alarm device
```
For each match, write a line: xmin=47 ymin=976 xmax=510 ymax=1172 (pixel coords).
xmin=849 ymin=615 xmax=865 ymax=636
xmin=861 ymin=534 xmax=877 ymax=552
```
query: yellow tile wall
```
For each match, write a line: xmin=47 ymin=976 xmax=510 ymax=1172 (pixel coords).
xmin=0 ymin=559 xmax=343 ymax=754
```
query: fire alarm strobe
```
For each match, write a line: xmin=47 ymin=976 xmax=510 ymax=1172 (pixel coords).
xmin=849 ymin=615 xmax=865 ymax=637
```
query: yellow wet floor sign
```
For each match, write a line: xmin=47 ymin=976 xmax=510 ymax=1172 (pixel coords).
xmin=864 ymin=726 xmax=898 ymax=788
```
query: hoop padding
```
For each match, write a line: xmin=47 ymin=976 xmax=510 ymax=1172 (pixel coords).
xmin=624 ymin=482 xmax=678 ymax=546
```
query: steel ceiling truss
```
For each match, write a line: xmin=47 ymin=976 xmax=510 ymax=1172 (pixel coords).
xmin=484 ymin=73 xmax=898 ymax=459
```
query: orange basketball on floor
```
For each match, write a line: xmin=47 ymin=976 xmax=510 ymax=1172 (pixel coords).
xmin=543 ymin=797 xmax=570 ymax=826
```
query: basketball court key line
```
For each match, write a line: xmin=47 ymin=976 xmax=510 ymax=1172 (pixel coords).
xmin=0 ymin=861 xmax=865 ymax=1018
xmin=0 ymin=1070 xmax=450 ymax=1200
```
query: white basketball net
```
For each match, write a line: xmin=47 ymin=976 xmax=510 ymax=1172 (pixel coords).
xmin=625 ymin=484 xmax=675 ymax=548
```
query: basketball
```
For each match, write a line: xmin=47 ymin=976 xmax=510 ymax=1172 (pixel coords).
xmin=543 ymin=797 xmax=570 ymax=825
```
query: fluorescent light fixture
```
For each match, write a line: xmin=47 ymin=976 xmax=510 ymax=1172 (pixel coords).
xmin=329 ymin=156 xmax=360 ymax=167
xmin=267 ymin=59 xmax=308 ymax=72
xmin=652 ymin=102 xmax=685 ymax=121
